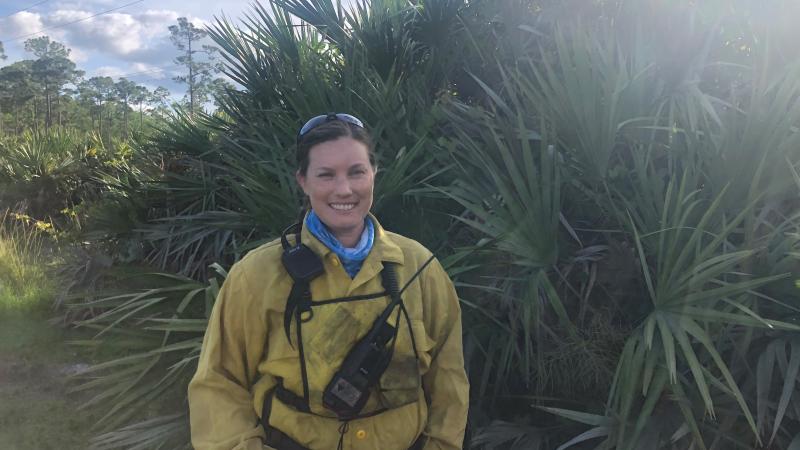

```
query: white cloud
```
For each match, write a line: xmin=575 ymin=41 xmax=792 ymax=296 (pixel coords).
xmin=49 ymin=10 xmax=142 ymax=55
xmin=137 ymin=10 xmax=182 ymax=38
xmin=1 ymin=1 xmax=247 ymax=86
xmin=189 ymin=17 xmax=213 ymax=30
xmin=70 ymin=46 xmax=89 ymax=63
xmin=20 ymin=8 xmax=216 ymax=62
xmin=131 ymin=62 xmax=162 ymax=73
xmin=94 ymin=65 xmax=126 ymax=77
xmin=94 ymin=62 xmax=169 ymax=78
xmin=1 ymin=11 xmax=46 ymax=40
xmin=120 ymin=62 xmax=173 ymax=80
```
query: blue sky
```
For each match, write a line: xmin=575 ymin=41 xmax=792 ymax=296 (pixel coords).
xmin=0 ymin=0 xmax=257 ymax=96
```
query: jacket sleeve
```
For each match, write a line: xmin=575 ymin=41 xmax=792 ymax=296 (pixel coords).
xmin=420 ymin=258 xmax=470 ymax=450
xmin=188 ymin=263 xmax=275 ymax=450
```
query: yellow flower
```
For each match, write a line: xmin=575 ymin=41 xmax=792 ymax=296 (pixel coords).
xmin=60 ymin=207 xmax=77 ymax=217
xmin=12 ymin=213 xmax=32 ymax=224
xmin=35 ymin=220 xmax=53 ymax=231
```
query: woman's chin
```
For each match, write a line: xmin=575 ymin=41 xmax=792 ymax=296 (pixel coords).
xmin=328 ymin=217 xmax=361 ymax=232
xmin=318 ymin=213 xmax=364 ymax=236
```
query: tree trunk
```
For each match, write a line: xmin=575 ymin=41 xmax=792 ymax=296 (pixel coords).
xmin=189 ymin=36 xmax=194 ymax=116
xmin=107 ymin=105 xmax=113 ymax=142
xmin=45 ymin=79 xmax=52 ymax=131
xmin=98 ymin=102 xmax=103 ymax=138
xmin=56 ymin=92 xmax=62 ymax=128
xmin=106 ymin=105 xmax=113 ymax=143
xmin=33 ymin=98 xmax=38 ymax=133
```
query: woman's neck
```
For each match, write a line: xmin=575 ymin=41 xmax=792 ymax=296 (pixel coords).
xmin=333 ymin=222 xmax=365 ymax=248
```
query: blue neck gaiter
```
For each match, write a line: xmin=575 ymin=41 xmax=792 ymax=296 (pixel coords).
xmin=306 ymin=210 xmax=375 ymax=278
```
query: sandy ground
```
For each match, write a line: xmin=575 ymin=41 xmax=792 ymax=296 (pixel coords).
xmin=0 ymin=314 xmax=96 ymax=450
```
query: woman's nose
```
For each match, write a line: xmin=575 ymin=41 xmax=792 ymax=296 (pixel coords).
xmin=333 ymin=177 xmax=353 ymax=195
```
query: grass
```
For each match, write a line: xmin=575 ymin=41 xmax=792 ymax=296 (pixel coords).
xmin=0 ymin=313 xmax=100 ymax=450
xmin=0 ymin=213 xmax=188 ymax=449
xmin=0 ymin=213 xmax=99 ymax=450
xmin=0 ymin=213 xmax=55 ymax=313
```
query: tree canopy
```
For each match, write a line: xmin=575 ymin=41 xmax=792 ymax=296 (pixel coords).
xmin=169 ymin=17 xmax=225 ymax=115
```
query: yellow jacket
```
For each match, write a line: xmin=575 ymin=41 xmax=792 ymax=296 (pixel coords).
xmin=188 ymin=215 xmax=469 ymax=450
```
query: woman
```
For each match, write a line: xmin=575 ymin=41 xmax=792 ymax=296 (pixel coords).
xmin=188 ymin=113 xmax=469 ymax=450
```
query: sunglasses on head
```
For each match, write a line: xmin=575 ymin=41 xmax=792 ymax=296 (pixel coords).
xmin=297 ymin=113 xmax=365 ymax=143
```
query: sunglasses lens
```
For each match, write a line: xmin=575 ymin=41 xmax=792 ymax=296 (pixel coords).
xmin=298 ymin=115 xmax=328 ymax=137
xmin=335 ymin=114 xmax=364 ymax=128
xmin=297 ymin=113 xmax=365 ymax=139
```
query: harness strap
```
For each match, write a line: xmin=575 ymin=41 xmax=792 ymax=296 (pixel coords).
xmin=261 ymin=392 xmax=311 ymax=450
xmin=284 ymin=281 xmax=312 ymax=345
xmin=261 ymin=389 xmax=427 ymax=450
xmin=275 ymin=382 xmax=311 ymax=413
xmin=265 ymin=249 xmax=437 ymax=448
xmin=296 ymin=290 xmax=312 ymax=411
xmin=282 ymin=263 xmax=407 ymax=414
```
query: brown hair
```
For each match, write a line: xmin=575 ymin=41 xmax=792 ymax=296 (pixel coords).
xmin=296 ymin=120 xmax=375 ymax=176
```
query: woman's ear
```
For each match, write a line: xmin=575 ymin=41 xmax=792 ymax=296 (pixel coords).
xmin=295 ymin=170 xmax=306 ymax=194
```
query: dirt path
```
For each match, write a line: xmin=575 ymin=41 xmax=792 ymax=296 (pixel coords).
xmin=0 ymin=313 xmax=97 ymax=450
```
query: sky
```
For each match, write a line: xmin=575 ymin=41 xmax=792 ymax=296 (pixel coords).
xmin=0 ymin=0 xmax=256 ymax=96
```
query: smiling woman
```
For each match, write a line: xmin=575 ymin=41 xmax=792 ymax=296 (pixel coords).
xmin=296 ymin=122 xmax=375 ymax=248
xmin=188 ymin=113 xmax=469 ymax=450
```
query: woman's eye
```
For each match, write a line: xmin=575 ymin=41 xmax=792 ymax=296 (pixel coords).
xmin=318 ymin=173 xmax=334 ymax=178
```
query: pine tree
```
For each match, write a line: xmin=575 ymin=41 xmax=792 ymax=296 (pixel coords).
xmin=0 ymin=62 xmax=37 ymax=134
xmin=23 ymin=37 xmax=81 ymax=130
xmin=169 ymin=18 xmax=219 ymax=116
xmin=115 ymin=78 xmax=138 ymax=137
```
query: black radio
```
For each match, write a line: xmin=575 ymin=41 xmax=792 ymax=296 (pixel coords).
xmin=322 ymin=315 xmax=397 ymax=418
xmin=322 ymin=263 xmax=405 ymax=418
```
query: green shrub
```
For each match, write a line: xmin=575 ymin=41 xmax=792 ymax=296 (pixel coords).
xmin=0 ymin=211 xmax=56 ymax=312
xmin=61 ymin=0 xmax=800 ymax=449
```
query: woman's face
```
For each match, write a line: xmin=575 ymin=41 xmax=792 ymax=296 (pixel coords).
xmin=297 ymin=137 xmax=375 ymax=243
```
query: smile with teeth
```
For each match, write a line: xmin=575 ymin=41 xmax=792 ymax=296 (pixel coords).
xmin=330 ymin=202 xmax=357 ymax=211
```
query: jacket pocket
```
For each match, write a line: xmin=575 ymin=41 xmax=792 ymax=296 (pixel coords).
xmin=307 ymin=305 xmax=360 ymax=367
xmin=377 ymin=319 xmax=434 ymax=409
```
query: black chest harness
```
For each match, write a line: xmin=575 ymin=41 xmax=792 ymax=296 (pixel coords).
xmin=260 ymin=222 xmax=433 ymax=450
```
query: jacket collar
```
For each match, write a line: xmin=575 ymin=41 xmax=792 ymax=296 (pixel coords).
xmin=300 ymin=212 xmax=404 ymax=295
xmin=299 ymin=212 xmax=404 ymax=266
